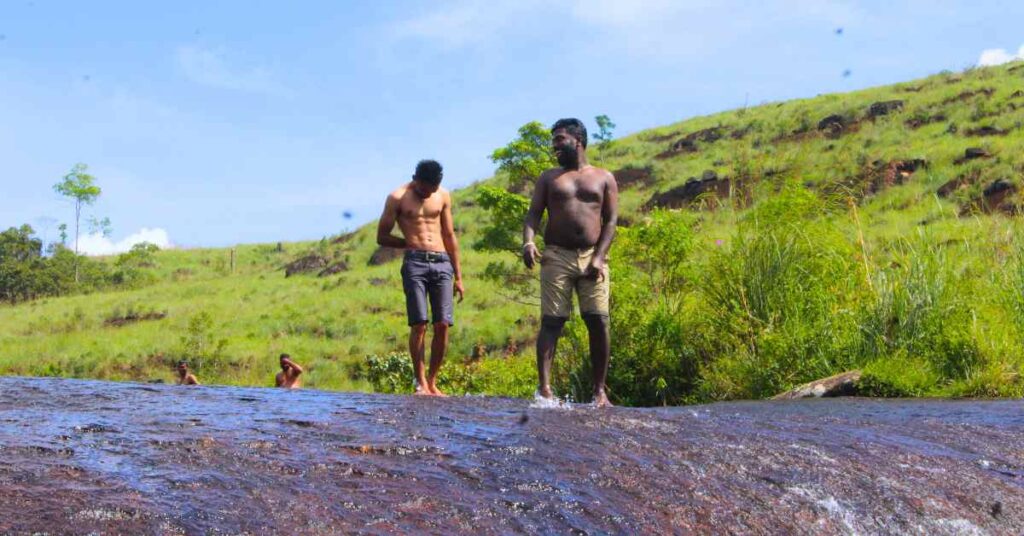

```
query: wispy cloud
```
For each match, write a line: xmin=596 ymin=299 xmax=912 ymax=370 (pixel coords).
xmin=175 ymin=45 xmax=286 ymax=94
xmin=78 ymin=227 xmax=173 ymax=256
xmin=390 ymin=0 xmax=858 ymax=58
xmin=389 ymin=0 xmax=542 ymax=49
xmin=978 ymin=44 xmax=1024 ymax=66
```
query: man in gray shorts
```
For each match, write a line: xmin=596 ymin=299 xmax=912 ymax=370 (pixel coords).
xmin=377 ymin=160 xmax=465 ymax=396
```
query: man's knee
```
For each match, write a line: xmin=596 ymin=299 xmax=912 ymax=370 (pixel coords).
xmin=541 ymin=315 xmax=569 ymax=331
xmin=432 ymin=321 xmax=450 ymax=333
xmin=581 ymin=312 xmax=609 ymax=328
xmin=410 ymin=322 xmax=428 ymax=335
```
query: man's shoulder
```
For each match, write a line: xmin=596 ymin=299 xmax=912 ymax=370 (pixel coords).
xmin=388 ymin=183 xmax=412 ymax=200
xmin=538 ymin=168 xmax=565 ymax=182
xmin=587 ymin=166 xmax=615 ymax=179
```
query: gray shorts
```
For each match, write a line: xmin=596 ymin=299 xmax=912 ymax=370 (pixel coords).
xmin=400 ymin=250 xmax=455 ymax=326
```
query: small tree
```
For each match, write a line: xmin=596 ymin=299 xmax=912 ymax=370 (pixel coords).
xmin=489 ymin=121 xmax=556 ymax=193
xmin=54 ymin=163 xmax=101 ymax=281
xmin=593 ymin=114 xmax=616 ymax=147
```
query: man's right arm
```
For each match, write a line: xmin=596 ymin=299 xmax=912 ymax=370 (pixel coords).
xmin=522 ymin=172 xmax=549 ymax=269
xmin=285 ymin=359 xmax=304 ymax=376
xmin=377 ymin=194 xmax=407 ymax=248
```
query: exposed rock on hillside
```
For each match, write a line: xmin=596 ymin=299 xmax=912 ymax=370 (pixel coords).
xmin=368 ymin=247 xmax=403 ymax=266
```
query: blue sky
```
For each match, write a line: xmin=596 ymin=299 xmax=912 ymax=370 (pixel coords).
xmin=1 ymin=1 xmax=1022 ymax=252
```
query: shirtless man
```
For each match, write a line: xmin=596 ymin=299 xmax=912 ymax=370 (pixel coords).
xmin=176 ymin=360 xmax=200 ymax=385
xmin=275 ymin=353 xmax=304 ymax=389
xmin=377 ymin=159 xmax=464 ymax=396
xmin=523 ymin=118 xmax=618 ymax=407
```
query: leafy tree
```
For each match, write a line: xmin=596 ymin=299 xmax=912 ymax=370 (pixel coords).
xmin=53 ymin=163 xmax=102 ymax=281
xmin=57 ymin=223 xmax=68 ymax=245
xmin=113 ymin=242 xmax=160 ymax=287
xmin=593 ymin=114 xmax=616 ymax=146
xmin=0 ymin=225 xmax=46 ymax=302
xmin=474 ymin=186 xmax=531 ymax=253
xmin=489 ymin=121 xmax=556 ymax=193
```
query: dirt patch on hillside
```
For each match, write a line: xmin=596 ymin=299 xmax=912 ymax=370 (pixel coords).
xmin=642 ymin=130 xmax=683 ymax=143
xmin=905 ymin=112 xmax=947 ymax=129
xmin=965 ymin=125 xmax=1012 ymax=137
xmin=655 ymin=127 xmax=725 ymax=159
xmin=825 ymin=159 xmax=926 ymax=199
xmin=942 ymin=87 xmax=995 ymax=105
xmin=104 ymin=311 xmax=167 ymax=328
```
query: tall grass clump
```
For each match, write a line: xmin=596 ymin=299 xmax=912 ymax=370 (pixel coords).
xmin=697 ymin=184 xmax=863 ymax=399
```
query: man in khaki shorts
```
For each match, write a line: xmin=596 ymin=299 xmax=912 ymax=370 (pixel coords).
xmin=522 ymin=118 xmax=618 ymax=407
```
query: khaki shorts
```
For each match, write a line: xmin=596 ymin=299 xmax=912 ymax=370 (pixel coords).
xmin=540 ymin=245 xmax=610 ymax=318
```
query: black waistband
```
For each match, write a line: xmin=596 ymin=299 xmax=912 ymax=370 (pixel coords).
xmin=405 ymin=250 xmax=450 ymax=262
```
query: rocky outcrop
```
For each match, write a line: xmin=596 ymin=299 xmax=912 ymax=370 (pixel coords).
xmin=5 ymin=376 xmax=1024 ymax=534
xmin=867 ymin=100 xmax=904 ymax=119
xmin=284 ymin=254 xmax=329 ymax=277
xmin=953 ymin=147 xmax=992 ymax=165
xmin=816 ymin=114 xmax=848 ymax=138
xmin=644 ymin=170 xmax=733 ymax=209
xmin=614 ymin=166 xmax=656 ymax=190
xmin=368 ymin=246 xmax=404 ymax=266
xmin=317 ymin=261 xmax=349 ymax=277
xmin=982 ymin=179 xmax=1018 ymax=214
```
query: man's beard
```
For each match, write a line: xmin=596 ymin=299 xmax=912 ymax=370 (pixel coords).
xmin=556 ymin=145 xmax=578 ymax=169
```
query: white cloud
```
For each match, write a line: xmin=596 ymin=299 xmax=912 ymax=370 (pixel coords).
xmin=978 ymin=44 xmax=1024 ymax=66
xmin=390 ymin=1 xmax=543 ymax=49
xmin=78 ymin=228 xmax=173 ymax=256
xmin=175 ymin=45 xmax=285 ymax=94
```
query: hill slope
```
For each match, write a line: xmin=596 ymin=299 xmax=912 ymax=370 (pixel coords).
xmin=2 ymin=62 xmax=1024 ymax=403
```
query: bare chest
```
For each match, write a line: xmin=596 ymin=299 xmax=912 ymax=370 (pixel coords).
xmin=549 ymin=173 xmax=604 ymax=205
xmin=399 ymin=195 xmax=443 ymax=220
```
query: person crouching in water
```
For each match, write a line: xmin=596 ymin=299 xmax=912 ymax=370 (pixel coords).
xmin=275 ymin=353 xmax=304 ymax=388
xmin=376 ymin=159 xmax=465 ymax=396
xmin=176 ymin=360 xmax=200 ymax=385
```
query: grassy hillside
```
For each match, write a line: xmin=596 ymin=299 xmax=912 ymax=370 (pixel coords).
xmin=3 ymin=62 xmax=1024 ymax=402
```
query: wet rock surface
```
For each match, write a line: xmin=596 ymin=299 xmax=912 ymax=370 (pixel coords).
xmin=2 ymin=377 xmax=1024 ymax=535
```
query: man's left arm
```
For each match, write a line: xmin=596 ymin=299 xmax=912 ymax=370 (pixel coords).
xmin=440 ymin=191 xmax=465 ymax=302
xmin=587 ymin=171 xmax=619 ymax=279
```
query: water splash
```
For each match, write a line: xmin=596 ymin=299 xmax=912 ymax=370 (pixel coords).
xmin=528 ymin=390 xmax=574 ymax=409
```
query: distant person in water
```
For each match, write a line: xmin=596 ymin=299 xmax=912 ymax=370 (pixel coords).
xmin=275 ymin=353 xmax=304 ymax=388
xmin=522 ymin=118 xmax=619 ymax=407
xmin=176 ymin=360 xmax=200 ymax=385
xmin=377 ymin=159 xmax=464 ymax=396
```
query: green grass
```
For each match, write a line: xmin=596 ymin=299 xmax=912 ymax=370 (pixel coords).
xmin=3 ymin=61 xmax=1024 ymax=403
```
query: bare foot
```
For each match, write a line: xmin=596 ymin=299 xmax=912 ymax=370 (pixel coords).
xmin=537 ymin=386 xmax=554 ymax=399
xmin=593 ymin=391 xmax=613 ymax=408
xmin=427 ymin=383 xmax=447 ymax=397
xmin=414 ymin=382 xmax=431 ymax=396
